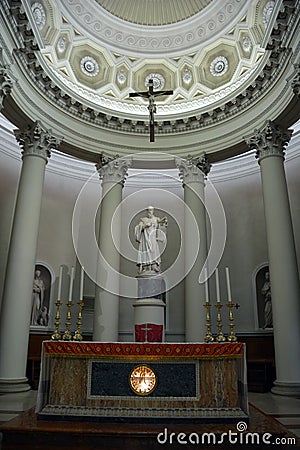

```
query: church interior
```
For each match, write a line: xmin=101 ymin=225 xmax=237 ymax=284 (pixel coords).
xmin=0 ymin=0 xmax=300 ymax=448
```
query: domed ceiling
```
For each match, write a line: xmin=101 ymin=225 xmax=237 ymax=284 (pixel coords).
xmin=1 ymin=0 xmax=299 ymax=159
xmin=96 ymin=0 xmax=213 ymax=26
xmin=29 ymin=0 xmax=270 ymax=119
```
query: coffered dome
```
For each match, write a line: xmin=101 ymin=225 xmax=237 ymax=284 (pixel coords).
xmin=30 ymin=0 xmax=266 ymax=119
xmin=1 ymin=0 xmax=299 ymax=160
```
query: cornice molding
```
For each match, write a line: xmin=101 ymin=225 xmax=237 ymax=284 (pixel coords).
xmin=1 ymin=115 xmax=300 ymax=184
xmin=291 ymin=62 xmax=300 ymax=97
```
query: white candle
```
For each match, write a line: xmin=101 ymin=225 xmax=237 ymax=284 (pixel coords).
xmin=215 ymin=267 xmax=221 ymax=303
xmin=57 ymin=265 xmax=63 ymax=300
xmin=79 ymin=266 xmax=84 ymax=300
xmin=68 ymin=266 xmax=75 ymax=301
xmin=204 ymin=268 xmax=209 ymax=303
xmin=225 ymin=267 xmax=232 ymax=302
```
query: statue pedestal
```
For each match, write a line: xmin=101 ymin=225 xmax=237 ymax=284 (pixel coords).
xmin=133 ymin=272 xmax=166 ymax=342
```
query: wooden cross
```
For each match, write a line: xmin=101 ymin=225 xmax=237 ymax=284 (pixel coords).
xmin=129 ymin=79 xmax=173 ymax=142
xmin=140 ymin=323 xmax=153 ymax=343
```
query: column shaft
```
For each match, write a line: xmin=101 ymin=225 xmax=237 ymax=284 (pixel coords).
xmin=93 ymin=158 xmax=128 ymax=342
xmin=177 ymin=156 xmax=210 ymax=342
xmin=184 ymin=181 xmax=207 ymax=342
xmin=0 ymin=122 xmax=58 ymax=392
xmin=260 ymin=156 xmax=300 ymax=390
xmin=248 ymin=121 xmax=300 ymax=396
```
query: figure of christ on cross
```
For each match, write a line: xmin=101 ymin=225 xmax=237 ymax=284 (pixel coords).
xmin=129 ymin=79 xmax=173 ymax=142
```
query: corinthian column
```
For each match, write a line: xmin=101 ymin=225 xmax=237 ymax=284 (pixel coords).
xmin=93 ymin=156 xmax=129 ymax=341
xmin=0 ymin=121 xmax=60 ymax=393
xmin=177 ymin=154 xmax=211 ymax=342
xmin=247 ymin=120 xmax=300 ymax=396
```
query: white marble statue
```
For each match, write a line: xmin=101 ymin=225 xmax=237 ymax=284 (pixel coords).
xmin=135 ymin=206 xmax=168 ymax=273
xmin=31 ymin=269 xmax=45 ymax=326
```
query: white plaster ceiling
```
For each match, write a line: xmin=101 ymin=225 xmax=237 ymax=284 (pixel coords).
xmin=26 ymin=0 xmax=275 ymax=120
xmin=96 ymin=0 xmax=213 ymax=26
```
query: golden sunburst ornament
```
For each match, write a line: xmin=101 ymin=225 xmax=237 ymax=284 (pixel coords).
xmin=129 ymin=365 xmax=157 ymax=396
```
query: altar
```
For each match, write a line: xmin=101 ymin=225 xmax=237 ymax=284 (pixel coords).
xmin=37 ymin=341 xmax=248 ymax=421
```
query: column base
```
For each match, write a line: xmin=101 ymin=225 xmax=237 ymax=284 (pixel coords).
xmin=271 ymin=380 xmax=300 ymax=397
xmin=0 ymin=377 xmax=31 ymax=393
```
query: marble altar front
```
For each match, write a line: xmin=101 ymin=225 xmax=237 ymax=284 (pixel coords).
xmin=37 ymin=341 xmax=248 ymax=421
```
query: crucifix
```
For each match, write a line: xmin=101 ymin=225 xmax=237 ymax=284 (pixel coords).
xmin=140 ymin=323 xmax=153 ymax=343
xmin=129 ymin=79 xmax=173 ymax=142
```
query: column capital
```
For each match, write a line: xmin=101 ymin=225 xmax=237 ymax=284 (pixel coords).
xmin=291 ymin=63 xmax=300 ymax=98
xmin=14 ymin=121 xmax=61 ymax=162
xmin=188 ymin=153 xmax=211 ymax=176
xmin=96 ymin=153 xmax=130 ymax=187
xmin=176 ymin=153 xmax=210 ymax=186
xmin=245 ymin=120 xmax=293 ymax=163
xmin=0 ymin=49 xmax=13 ymax=111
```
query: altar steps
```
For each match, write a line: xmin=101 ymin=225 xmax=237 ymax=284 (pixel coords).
xmin=0 ymin=403 xmax=299 ymax=450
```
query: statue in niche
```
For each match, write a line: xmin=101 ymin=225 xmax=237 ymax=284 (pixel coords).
xmin=31 ymin=269 xmax=45 ymax=326
xmin=135 ymin=206 xmax=168 ymax=274
xmin=261 ymin=271 xmax=273 ymax=328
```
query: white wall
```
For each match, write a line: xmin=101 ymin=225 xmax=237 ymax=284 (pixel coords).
xmin=0 ymin=116 xmax=299 ymax=340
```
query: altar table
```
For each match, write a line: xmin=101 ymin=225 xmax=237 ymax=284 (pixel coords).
xmin=36 ymin=341 xmax=248 ymax=421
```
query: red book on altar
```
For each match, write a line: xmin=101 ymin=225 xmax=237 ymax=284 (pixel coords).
xmin=135 ymin=323 xmax=163 ymax=342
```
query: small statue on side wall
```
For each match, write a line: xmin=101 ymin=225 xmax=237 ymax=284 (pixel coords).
xmin=261 ymin=271 xmax=273 ymax=328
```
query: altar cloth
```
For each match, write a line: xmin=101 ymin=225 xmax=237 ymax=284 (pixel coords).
xmin=43 ymin=341 xmax=244 ymax=359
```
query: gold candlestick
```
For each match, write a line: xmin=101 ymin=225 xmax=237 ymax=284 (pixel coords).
xmin=203 ymin=302 xmax=214 ymax=342
xmin=51 ymin=299 xmax=62 ymax=341
xmin=215 ymin=302 xmax=226 ymax=342
xmin=73 ymin=299 xmax=84 ymax=341
xmin=227 ymin=301 xmax=239 ymax=342
xmin=62 ymin=299 xmax=73 ymax=341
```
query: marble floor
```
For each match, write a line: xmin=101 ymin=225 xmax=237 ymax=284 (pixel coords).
xmin=249 ymin=392 xmax=300 ymax=439
xmin=0 ymin=390 xmax=299 ymax=448
xmin=0 ymin=390 xmax=37 ymax=425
